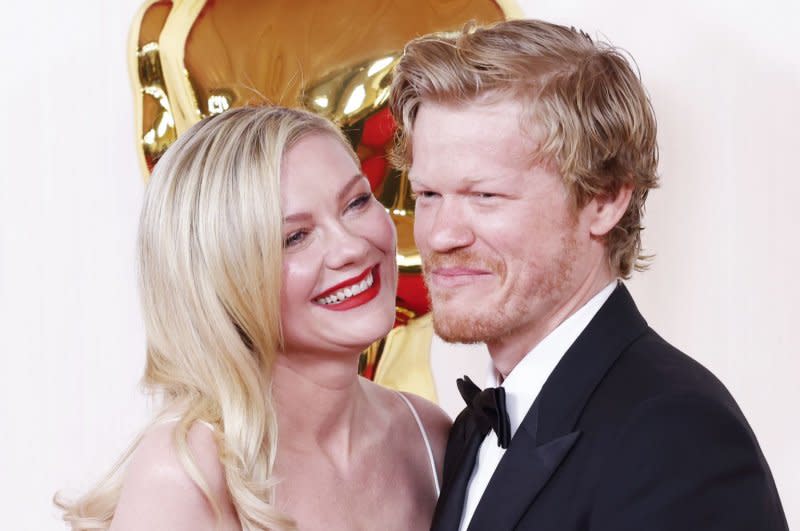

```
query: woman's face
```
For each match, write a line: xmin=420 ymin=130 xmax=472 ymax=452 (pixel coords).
xmin=279 ymin=133 xmax=397 ymax=359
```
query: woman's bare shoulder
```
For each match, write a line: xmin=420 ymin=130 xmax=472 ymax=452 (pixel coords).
xmin=110 ymin=420 xmax=237 ymax=530
xmin=360 ymin=377 xmax=452 ymax=465
xmin=397 ymin=391 xmax=452 ymax=463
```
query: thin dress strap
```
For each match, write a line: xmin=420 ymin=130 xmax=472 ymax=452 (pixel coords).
xmin=157 ymin=415 xmax=215 ymax=432
xmin=396 ymin=392 xmax=441 ymax=495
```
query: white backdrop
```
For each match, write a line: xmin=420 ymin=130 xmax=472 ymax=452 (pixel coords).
xmin=0 ymin=1 xmax=797 ymax=529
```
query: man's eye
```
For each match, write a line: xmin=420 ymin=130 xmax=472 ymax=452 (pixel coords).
xmin=283 ymin=230 xmax=308 ymax=248
xmin=346 ymin=193 xmax=372 ymax=211
xmin=412 ymin=191 xmax=439 ymax=200
xmin=475 ymin=192 xmax=498 ymax=199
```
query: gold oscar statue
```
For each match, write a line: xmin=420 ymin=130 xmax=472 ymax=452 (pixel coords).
xmin=128 ymin=0 xmax=518 ymax=394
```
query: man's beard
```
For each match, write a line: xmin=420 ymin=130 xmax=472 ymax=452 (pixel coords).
xmin=422 ymin=232 xmax=578 ymax=345
xmin=422 ymin=248 xmax=510 ymax=344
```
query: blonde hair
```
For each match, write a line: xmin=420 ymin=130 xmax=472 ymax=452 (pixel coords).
xmin=390 ymin=19 xmax=659 ymax=277
xmin=56 ymin=106 xmax=353 ymax=530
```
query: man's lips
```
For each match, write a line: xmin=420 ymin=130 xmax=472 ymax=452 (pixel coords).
xmin=428 ymin=267 xmax=494 ymax=287
xmin=313 ymin=266 xmax=374 ymax=299
xmin=431 ymin=267 xmax=492 ymax=276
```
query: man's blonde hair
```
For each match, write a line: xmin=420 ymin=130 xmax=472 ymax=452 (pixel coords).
xmin=390 ymin=19 xmax=659 ymax=277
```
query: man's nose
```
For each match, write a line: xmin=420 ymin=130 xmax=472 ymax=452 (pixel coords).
xmin=423 ymin=197 xmax=475 ymax=252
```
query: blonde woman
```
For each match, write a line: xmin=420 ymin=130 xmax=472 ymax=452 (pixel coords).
xmin=57 ymin=106 xmax=450 ymax=530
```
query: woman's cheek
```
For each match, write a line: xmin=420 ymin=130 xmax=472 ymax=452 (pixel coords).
xmin=281 ymin=256 xmax=318 ymax=306
xmin=372 ymin=205 xmax=397 ymax=252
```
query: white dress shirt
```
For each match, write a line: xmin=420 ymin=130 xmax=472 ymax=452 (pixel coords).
xmin=431 ymin=333 xmax=492 ymax=419
xmin=457 ymin=280 xmax=618 ymax=531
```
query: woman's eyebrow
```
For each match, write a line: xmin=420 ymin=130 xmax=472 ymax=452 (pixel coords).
xmin=283 ymin=174 xmax=366 ymax=223
xmin=336 ymin=173 xmax=368 ymax=201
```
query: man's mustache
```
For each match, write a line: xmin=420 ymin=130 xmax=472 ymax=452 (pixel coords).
xmin=421 ymin=250 xmax=504 ymax=276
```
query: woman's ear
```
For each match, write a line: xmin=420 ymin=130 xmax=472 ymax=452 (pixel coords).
xmin=588 ymin=183 xmax=633 ymax=237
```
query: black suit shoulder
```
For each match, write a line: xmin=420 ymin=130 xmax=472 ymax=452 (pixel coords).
xmin=434 ymin=285 xmax=788 ymax=531
xmin=579 ymin=328 xmax=788 ymax=531
xmin=587 ymin=327 xmax=742 ymax=422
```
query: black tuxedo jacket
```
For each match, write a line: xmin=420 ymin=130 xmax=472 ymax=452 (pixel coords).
xmin=432 ymin=285 xmax=788 ymax=531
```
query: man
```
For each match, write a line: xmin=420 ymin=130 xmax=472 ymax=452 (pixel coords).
xmin=389 ymin=19 xmax=788 ymax=531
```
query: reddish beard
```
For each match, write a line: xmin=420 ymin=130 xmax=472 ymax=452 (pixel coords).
xmin=421 ymin=249 xmax=506 ymax=342
xmin=422 ymin=249 xmax=504 ymax=297
xmin=421 ymin=229 xmax=578 ymax=345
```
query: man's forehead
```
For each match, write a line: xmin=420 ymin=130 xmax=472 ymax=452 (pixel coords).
xmin=414 ymin=95 xmax=524 ymax=121
xmin=417 ymin=88 xmax=522 ymax=110
xmin=408 ymin=168 xmax=526 ymax=189
xmin=453 ymin=174 xmax=511 ymax=186
xmin=411 ymin=97 xmax=544 ymax=150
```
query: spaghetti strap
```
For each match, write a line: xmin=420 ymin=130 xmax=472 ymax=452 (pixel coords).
xmin=157 ymin=415 xmax=215 ymax=432
xmin=397 ymin=392 xmax=441 ymax=496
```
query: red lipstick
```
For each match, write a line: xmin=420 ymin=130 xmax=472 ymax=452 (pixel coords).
xmin=314 ymin=266 xmax=382 ymax=312
xmin=314 ymin=266 xmax=374 ymax=299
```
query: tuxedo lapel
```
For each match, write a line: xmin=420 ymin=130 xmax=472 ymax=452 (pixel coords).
xmin=462 ymin=285 xmax=649 ymax=530
xmin=467 ymin=401 xmax=581 ymax=531
xmin=534 ymin=284 xmax=648 ymax=445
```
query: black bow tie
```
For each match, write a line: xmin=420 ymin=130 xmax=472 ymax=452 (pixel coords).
xmin=457 ymin=375 xmax=511 ymax=449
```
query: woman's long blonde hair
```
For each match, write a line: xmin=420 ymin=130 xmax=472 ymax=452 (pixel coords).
xmin=56 ymin=106 xmax=353 ymax=530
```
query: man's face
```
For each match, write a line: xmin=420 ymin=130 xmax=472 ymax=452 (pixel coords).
xmin=409 ymin=98 xmax=604 ymax=349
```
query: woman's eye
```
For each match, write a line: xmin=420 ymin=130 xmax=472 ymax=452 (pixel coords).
xmin=283 ymin=230 xmax=308 ymax=248
xmin=346 ymin=193 xmax=372 ymax=211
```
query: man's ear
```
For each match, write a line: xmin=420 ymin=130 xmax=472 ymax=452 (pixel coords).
xmin=588 ymin=183 xmax=633 ymax=238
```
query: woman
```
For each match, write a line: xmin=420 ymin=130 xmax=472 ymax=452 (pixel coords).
xmin=57 ymin=106 xmax=451 ymax=530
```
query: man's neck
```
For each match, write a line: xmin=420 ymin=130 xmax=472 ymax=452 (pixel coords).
xmin=488 ymin=273 xmax=616 ymax=379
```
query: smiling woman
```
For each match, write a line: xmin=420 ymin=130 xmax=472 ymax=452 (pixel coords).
xmin=280 ymin=133 xmax=398 ymax=354
xmin=55 ymin=106 xmax=450 ymax=531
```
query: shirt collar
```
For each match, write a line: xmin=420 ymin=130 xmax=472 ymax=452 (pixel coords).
xmin=486 ymin=280 xmax=619 ymax=438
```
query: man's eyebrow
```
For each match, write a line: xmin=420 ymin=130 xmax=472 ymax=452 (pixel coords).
xmin=283 ymin=173 xmax=366 ymax=223
xmin=409 ymin=175 xmax=502 ymax=188
xmin=408 ymin=176 xmax=425 ymax=187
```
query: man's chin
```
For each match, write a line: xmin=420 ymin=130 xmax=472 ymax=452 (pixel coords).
xmin=431 ymin=309 xmax=498 ymax=344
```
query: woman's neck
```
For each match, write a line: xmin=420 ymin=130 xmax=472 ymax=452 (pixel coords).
xmin=271 ymin=351 xmax=370 ymax=459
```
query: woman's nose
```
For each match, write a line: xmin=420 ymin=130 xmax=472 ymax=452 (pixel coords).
xmin=324 ymin=223 xmax=371 ymax=270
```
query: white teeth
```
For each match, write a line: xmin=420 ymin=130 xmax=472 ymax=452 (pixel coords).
xmin=315 ymin=272 xmax=374 ymax=305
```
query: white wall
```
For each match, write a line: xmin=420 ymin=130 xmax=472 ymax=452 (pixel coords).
xmin=0 ymin=1 xmax=796 ymax=529
xmin=0 ymin=1 xmax=150 ymax=527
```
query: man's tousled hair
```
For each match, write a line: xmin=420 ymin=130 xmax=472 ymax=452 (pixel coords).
xmin=390 ymin=19 xmax=659 ymax=277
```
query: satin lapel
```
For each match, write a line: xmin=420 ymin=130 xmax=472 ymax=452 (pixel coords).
xmin=431 ymin=412 xmax=484 ymax=531
xmin=535 ymin=284 xmax=648 ymax=445
xmin=466 ymin=402 xmax=581 ymax=531
xmin=466 ymin=285 xmax=648 ymax=530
